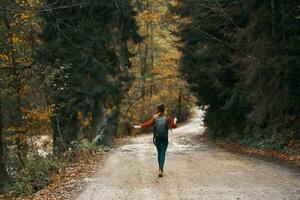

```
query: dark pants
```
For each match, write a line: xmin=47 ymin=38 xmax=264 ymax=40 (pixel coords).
xmin=155 ymin=137 xmax=168 ymax=170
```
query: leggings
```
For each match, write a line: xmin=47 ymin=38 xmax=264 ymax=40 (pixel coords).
xmin=155 ymin=137 xmax=168 ymax=170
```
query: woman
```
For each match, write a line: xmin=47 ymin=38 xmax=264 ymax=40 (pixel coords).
xmin=134 ymin=103 xmax=177 ymax=177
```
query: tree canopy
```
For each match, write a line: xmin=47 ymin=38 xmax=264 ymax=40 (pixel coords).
xmin=172 ymin=0 xmax=300 ymax=146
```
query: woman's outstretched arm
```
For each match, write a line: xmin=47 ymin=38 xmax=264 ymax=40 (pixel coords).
xmin=140 ymin=117 xmax=155 ymax=129
xmin=167 ymin=116 xmax=177 ymax=128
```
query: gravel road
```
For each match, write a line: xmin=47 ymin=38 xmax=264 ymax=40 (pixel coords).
xmin=75 ymin=109 xmax=300 ymax=200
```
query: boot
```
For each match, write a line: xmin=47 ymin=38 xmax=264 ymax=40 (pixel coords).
xmin=158 ymin=169 xmax=163 ymax=177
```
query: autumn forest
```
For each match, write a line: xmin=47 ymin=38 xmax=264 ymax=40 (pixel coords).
xmin=0 ymin=0 xmax=299 ymax=199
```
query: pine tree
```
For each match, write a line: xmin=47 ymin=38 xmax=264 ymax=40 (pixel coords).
xmin=0 ymin=80 xmax=6 ymax=191
xmin=38 ymin=0 xmax=140 ymax=153
xmin=173 ymin=0 xmax=300 ymax=145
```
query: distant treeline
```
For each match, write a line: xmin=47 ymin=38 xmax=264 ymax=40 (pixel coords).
xmin=172 ymin=0 xmax=300 ymax=148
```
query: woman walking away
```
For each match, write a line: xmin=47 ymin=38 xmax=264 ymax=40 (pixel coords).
xmin=134 ymin=103 xmax=177 ymax=177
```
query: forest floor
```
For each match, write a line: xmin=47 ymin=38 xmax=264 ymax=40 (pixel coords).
xmin=73 ymin=109 xmax=300 ymax=200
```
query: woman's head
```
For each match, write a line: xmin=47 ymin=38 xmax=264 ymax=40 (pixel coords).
xmin=156 ymin=103 xmax=165 ymax=113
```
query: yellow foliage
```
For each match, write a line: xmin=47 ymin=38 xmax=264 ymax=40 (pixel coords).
xmin=12 ymin=33 xmax=25 ymax=44
xmin=83 ymin=120 xmax=91 ymax=128
xmin=6 ymin=126 xmax=28 ymax=133
xmin=121 ymin=0 xmax=194 ymax=124
xmin=21 ymin=106 xmax=54 ymax=122
xmin=139 ymin=10 xmax=160 ymax=22
xmin=16 ymin=0 xmax=37 ymax=6
xmin=23 ymin=84 xmax=30 ymax=95
xmin=20 ymin=12 xmax=34 ymax=20
xmin=169 ymin=0 xmax=182 ymax=8
xmin=77 ymin=111 xmax=84 ymax=121
xmin=181 ymin=17 xmax=192 ymax=25
xmin=77 ymin=111 xmax=92 ymax=128
xmin=0 ymin=54 xmax=10 ymax=62
xmin=7 ymin=133 xmax=28 ymax=144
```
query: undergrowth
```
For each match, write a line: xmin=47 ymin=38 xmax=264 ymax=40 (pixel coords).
xmin=0 ymin=140 xmax=101 ymax=199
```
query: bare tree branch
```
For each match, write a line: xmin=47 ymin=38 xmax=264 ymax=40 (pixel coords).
xmin=0 ymin=0 xmax=131 ymax=12
xmin=213 ymin=0 xmax=240 ymax=29
xmin=193 ymin=26 xmax=256 ymax=61
xmin=0 ymin=62 xmax=36 ymax=71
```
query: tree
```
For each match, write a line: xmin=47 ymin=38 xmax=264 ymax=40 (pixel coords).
xmin=0 ymin=79 xmax=6 ymax=191
xmin=120 ymin=0 xmax=193 ymax=124
xmin=0 ymin=0 xmax=141 ymax=194
xmin=0 ymin=0 xmax=41 ymax=170
xmin=38 ymin=0 xmax=141 ymax=153
xmin=173 ymin=0 xmax=300 ymax=145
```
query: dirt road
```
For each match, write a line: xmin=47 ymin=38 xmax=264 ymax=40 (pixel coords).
xmin=76 ymin=109 xmax=300 ymax=200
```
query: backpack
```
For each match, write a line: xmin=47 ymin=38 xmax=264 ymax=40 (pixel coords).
xmin=153 ymin=115 xmax=169 ymax=138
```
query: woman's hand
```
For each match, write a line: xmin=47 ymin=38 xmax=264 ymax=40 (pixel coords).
xmin=134 ymin=125 xmax=141 ymax=129
xmin=174 ymin=117 xmax=178 ymax=124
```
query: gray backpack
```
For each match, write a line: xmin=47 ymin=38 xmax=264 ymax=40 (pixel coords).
xmin=154 ymin=115 xmax=168 ymax=138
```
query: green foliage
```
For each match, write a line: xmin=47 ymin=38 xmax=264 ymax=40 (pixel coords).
xmin=38 ymin=0 xmax=141 ymax=152
xmin=0 ymin=0 xmax=140 ymax=196
xmin=173 ymin=0 xmax=300 ymax=147
xmin=2 ymin=155 xmax=64 ymax=197
xmin=1 ymin=139 xmax=102 ymax=198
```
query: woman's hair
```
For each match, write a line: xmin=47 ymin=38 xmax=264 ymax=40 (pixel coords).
xmin=156 ymin=103 xmax=165 ymax=114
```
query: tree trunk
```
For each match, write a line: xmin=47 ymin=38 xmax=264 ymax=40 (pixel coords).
xmin=91 ymin=97 xmax=103 ymax=139
xmin=65 ymin=111 xmax=78 ymax=147
xmin=51 ymin=112 xmax=67 ymax=155
xmin=15 ymin=73 xmax=26 ymax=168
xmin=119 ymin=12 xmax=130 ymax=69
xmin=270 ymin=0 xmax=276 ymax=40
xmin=178 ymin=89 xmax=182 ymax=122
xmin=138 ymin=44 xmax=146 ymax=98
xmin=4 ymin=11 xmax=27 ymax=167
xmin=144 ymin=42 xmax=149 ymax=97
xmin=270 ymin=0 xmax=281 ymax=40
xmin=0 ymin=93 xmax=7 ymax=190
xmin=279 ymin=0 xmax=286 ymax=41
xmin=149 ymin=1 xmax=155 ymax=97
